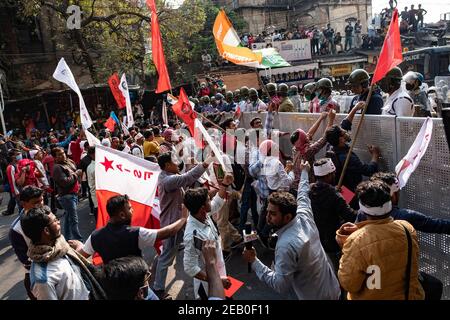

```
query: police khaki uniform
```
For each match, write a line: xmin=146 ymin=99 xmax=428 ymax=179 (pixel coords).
xmin=277 ymin=83 xmax=295 ymax=112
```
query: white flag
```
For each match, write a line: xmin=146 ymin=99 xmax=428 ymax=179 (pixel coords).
xmin=95 ymin=145 xmax=161 ymax=228
xmin=395 ymin=117 xmax=433 ymax=189
xmin=162 ymin=100 xmax=168 ymax=125
xmin=119 ymin=73 xmax=134 ymax=128
xmin=85 ymin=130 xmax=100 ymax=147
xmin=53 ymin=58 xmax=93 ymax=129
xmin=194 ymin=118 xmax=232 ymax=173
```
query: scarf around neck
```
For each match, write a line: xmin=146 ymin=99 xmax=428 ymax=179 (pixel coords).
xmin=27 ymin=235 xmax=71 ymax=263
xmin=28 ymin=235 xmax=107 ymax=300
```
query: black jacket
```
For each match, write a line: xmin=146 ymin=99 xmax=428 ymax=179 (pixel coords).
xmin=349 ymin=90 xmax=384 ymax=115
xmin=328 ymin=144 xmax=378 ymax=192
xmin=309 ymin=181 xmax=357 ymax=252
xmin=78 ymin=154 xmax=92 ymax=174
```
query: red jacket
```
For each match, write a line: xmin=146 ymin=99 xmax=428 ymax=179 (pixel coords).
xmin=7 ymin=164 xmax=19 ymax=196
xmin=68 ymin=138 xmax=82 ymax=166
xmin=14 ymin=159 xmax=39 ymax=189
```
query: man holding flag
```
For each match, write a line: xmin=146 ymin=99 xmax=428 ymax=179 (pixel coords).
xmin=152 ymin=151 xmax=217 ymax=299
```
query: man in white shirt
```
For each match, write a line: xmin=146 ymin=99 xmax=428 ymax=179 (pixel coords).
xmin=183 ymin=176 xmax=233 ymax=300
xmin=9 ymin=186 xmax=45 ymax=299
xmin=21 ymin=206 xmax=106 ymax=300
xmin=86 ymin=147 xmax=97 ymax=218
xmin=378 ymin=67 xmax=414 ymax=116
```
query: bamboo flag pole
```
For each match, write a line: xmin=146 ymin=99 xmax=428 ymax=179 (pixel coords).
xmin=337 ymin=84 xmax=375 ymax=190
xmin=195 ymin=110 xmax=225 ymax=132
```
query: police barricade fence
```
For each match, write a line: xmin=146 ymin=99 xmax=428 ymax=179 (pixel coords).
xmin=239 ymin=112 xmax=450 ymax=299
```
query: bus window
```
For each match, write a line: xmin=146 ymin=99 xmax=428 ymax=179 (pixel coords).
xmin=438 ymin=54 xmax=450 ymax=76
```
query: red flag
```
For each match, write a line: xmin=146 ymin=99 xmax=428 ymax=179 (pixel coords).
xmin=104 ymin=116 xmax=116 ymax=132
xmin=93 ymin=146 xmax=162 ymax=265
xmin=371 ymin=9 xmax=403 ymax=85
xmin=108 ymin=73 xmax=126 ymax=109
xmin=172 ymin=88 xmax=196 ymax=136
xmin=146 ymin=0 xmax=171 ymax=93
xmin=234 ymin=105 xmax=241 ymax=119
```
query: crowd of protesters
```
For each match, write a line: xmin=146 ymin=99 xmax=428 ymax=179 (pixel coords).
xmin=0 ymin=62 xmax=448 ymax=301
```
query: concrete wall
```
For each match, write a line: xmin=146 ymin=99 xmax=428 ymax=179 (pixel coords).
xmin=234 ymin=0 xmax=372 ymax=35
xmin=238 ymin=8 xmax=288 ymax=34
xmin=291 ymin=0 xmax=372 ymax=35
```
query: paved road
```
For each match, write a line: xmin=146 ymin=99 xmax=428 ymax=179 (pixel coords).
xmin=0 ymin=192 xmax=282 ymax=300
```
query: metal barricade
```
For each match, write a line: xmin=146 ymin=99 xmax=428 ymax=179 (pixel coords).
xmin=396 ymin=117 xmax=450 ymax=299
xmin=240 ymin=112 xmax=450 ymax=299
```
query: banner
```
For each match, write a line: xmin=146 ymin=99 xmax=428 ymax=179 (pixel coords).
xmin=253 ymin=39 xmax=312 ymax=62
xmin=95 ymin=145 xmax=162 ymax=262
xmin=53 ymin=58 xmax=93 ymax=129
xmin=119 ymin=73 xmax=134 ymax=127
xmin=253 ymin=48 xmax=291 ymax=68
xmin=395 ymin=117 xmax=433 ymax=189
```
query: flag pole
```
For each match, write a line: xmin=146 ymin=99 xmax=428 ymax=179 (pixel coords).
xmin=337 ymin=84 xmax=374 ymax=190
xmin=195 ymin=110 xmax=225 ymax=133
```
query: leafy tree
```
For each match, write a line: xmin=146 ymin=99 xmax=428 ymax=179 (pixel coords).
xmin=19 ymin=0 xmax=206 ymax=86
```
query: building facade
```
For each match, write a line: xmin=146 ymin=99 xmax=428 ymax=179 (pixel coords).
xmin=216 ymin=0 xmax=372 ymax=37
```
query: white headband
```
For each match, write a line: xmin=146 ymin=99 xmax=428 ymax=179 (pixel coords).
xmin=29 ymin=150 xmax=39 ymax=159
xmin=359 ymin=200 xmax=392 ymax=217
xmin=314 ymin=158 xmax=336 ymax=177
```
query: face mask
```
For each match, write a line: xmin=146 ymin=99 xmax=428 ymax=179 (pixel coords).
xmin=16 ymin=155 xmax=22 ymax=161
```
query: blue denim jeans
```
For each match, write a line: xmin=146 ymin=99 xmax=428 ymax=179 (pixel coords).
xmin=58 ymin=193 xmax=82 ymax=241
xmin=239 ymin=179 xmax=259 ymax=233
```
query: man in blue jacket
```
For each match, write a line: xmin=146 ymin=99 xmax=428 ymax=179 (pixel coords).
xmin=347 ymin=69 xmax=384 ymax=115
xmin=325 ymin=111 xmax=380 ymax=193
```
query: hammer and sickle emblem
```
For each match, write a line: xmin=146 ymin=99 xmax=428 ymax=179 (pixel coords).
xmin=181 ymin=102 xmax=191 ymax=115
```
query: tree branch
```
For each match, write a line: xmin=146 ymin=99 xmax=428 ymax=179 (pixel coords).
xmin=83 ymin=11 xmax=150 ymax=27
xmin=87 ymin=0 xmax=97 ymax=22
